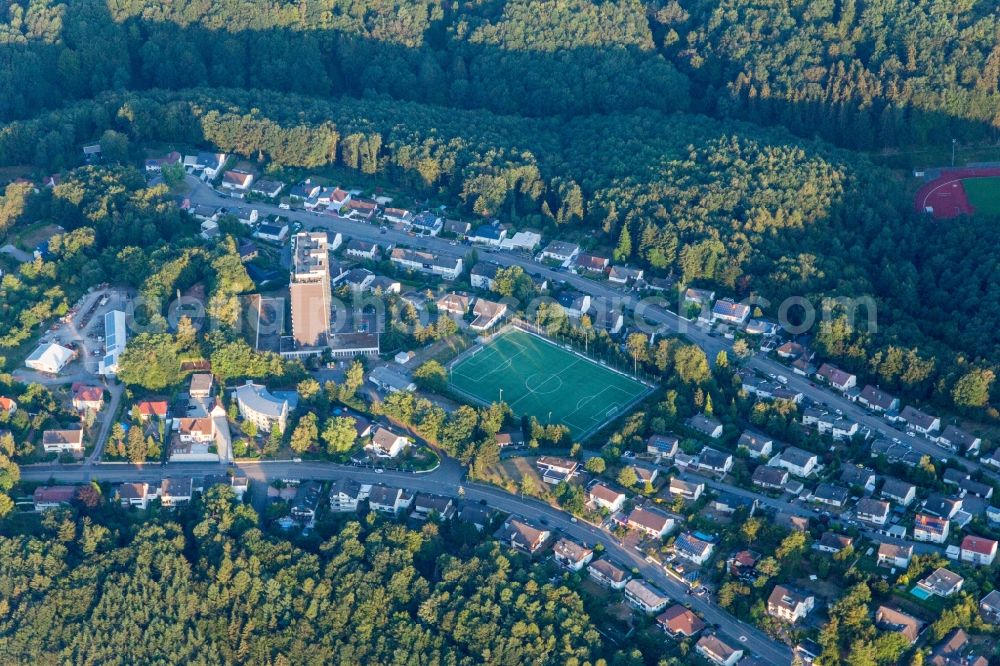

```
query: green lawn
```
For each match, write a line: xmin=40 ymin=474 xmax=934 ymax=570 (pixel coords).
xmin=449 ymin=329 xmax=649 ymax=439
xmin=963 ymin=176 xmax=1000 ymax=215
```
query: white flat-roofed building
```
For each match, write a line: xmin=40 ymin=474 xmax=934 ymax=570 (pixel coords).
xmin=25 ymin=342 xmax=75 ymax=374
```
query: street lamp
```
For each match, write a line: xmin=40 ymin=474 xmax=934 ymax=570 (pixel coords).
xmin=952 ymin=139 xmax=957 ymax=167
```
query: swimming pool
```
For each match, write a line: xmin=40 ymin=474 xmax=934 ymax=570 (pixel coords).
xmin=910 ymin=586 xmax=932 ymax=600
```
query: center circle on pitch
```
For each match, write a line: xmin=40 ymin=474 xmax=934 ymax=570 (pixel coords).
xmin=525 ymin=373 xmax=562 ymax=394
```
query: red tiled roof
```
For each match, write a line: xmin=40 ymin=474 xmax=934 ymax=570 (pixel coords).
xmin=961 ymin=535 xmax=998 ymax=556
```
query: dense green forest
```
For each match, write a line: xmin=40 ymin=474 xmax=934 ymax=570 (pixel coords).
xmin=0 ymin=0 xmax=997 ymax=149
xmin=0 ymin=487 xmax=639 ymax=665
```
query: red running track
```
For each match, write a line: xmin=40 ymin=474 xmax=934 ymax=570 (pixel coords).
xmin=915 ymin=166 xmax=1000 ymax=219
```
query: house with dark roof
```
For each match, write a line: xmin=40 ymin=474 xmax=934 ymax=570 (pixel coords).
xmin=494 ymin=517 xmax=550 ymax=554
xmin=738 ymin=431 xmax=774 ymax=458
xmin=858 ymin=385 xmax=899 ymax=412
xmin=686 ymin=414 xmax=723 ymax=439
xmin=810 ymin=483 xmax=849 ymax=508
xmin=876 ymin=543 xmax=912 ymax=568
xmin=698 ymin=447 xmax=733 ymax=474
xmin=880 ymin=477 xmax=916 ymax=506
xmin=855 ymin=498 xmax=890 ymax=526
xmin=928 ymin=629 xmax=988 ymax=666
xmin=814 ymin=532 xmax=853 ymax=553
xmin=875 ymin=606 xmax=924 ymax=643
xmin=588 ymin=559 xmax=631 ymax=590
xmin=752 ymin=465 xmax=789 ymax=490
xmin=840 ymin=465 xmax=878 ymax=492
xmin=937 ymin=425 xmax=982 ymax=454
xmin=772 ymin=446 xmax=819 ymax=477
xmin=900 ymin=405 xmax=941 ymax=434
xmin=647 ymin=434 xmax=679 ymax=459
xmin=575 ymin=253 xmax=609 ymax=273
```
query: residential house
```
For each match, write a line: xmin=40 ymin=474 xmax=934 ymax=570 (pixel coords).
xmin=345 ymin=197 xmax=379 ymax=221
xmin=539 ymin=241 xmax=580 ymax=265
xmin=767 ymin=585 xmax=815 ymax=623
xmin=840 ymin=465 xmax=878 ymax=492
xmin=250 ymin=179 xmax=284 ymax=198
xmin=382 ymin=207 xmax=413 ymax=225
xmin=960 ymin=535 xmax=998 ymax=566
xmin=71 ymin=383 xmax=104 ymax=412
xmin=555 ymin=290 xmax=590 ymax=318
xmin=647 ymin=434 xmax=679 ymax=459
xmin=674 ymin=532 xmax=715 ymax=565
xmin=32 ymin=486 xmax=78 ymax=511
xmin=329 ymin=479 xmax=368 ymax=512
xmin=470 ymin=262 xmax=500 ymax=290
xmin=575 ymin=253 xmax=609 ymax=273
xmin=253 ymin=221 xmax=289 ymax=243
xmin=917 ymin=568 xmax=964 ymax=598
xmin=684 ymin=288 xmax=715 ymax=305
xmin=686 ymin=414 xmax=723 ymax=439
xmin=625 ymin=506 xmax=675 ymax=538
xmin=468 ymin=223 xmax=505 ymax=245
xmin=728 ymin=550 xmax=760 ymax=578
xmin=855 ymin=498 xmax=890 ymax=526
xmin=777 ymin=512 xmax=810 ymax=532
xmin=189 ymin=373 xmax=214 ymax=398
xmin=592 ymin=304 xmax=624 ymax=334
xmin=880 ymin=478 xmax=917 ymax=506
xmin=816 ymin=363 xmax=857 ymax=392
xmin=979 ymin=590 xmax=1000 ymax=622
xmin=877 ymin=543 xmax=913 ymax=568
xmin=608 ymin=265 xmax=643 ymax=285
xmin=745 ymin=319 xmax=780 ymax=336
xmin=470 ymin=298 xmax=507 ymax=331
xmin=657 ymin=605 xmax=706 ymax=638
xmin=710 ymin=493 xmax=758 ymax=516
xmin=913 ymin=514 xmax=950 ymax=543
xmin=436 ymin=292 xmax=470 ymax=315
xmin=752 ymin=465 xmax=789 ymax=491
xmin=327 ymin=187 xmax=351 ymax=212
xmin=858 ymin=385 xmax=899 ymax=413
xmin=234 ymin=381 xmax=289 ymax=433
xmin=410 ymin=212 xmax=443 ymax=236
xmin=341 ymin=267 xmax=375 ymax=292
xmin=42 ymin=429 xmax=84 ymax=453
xmin=814 ymin=532 xmax=854 ymax=554
xmin=738 ymin=431 xmax=774 ymax=458
xmin=776 ymin=341 xmax=804 ymax=359
xmin=0 ymin=396 xmax=15 ymax=415
xmin=772 ymin=447 xmax=819 ymax=477
xmin=185 ymin=152 xmax=226 ymax=178
xmin=711 ymin=298 xmax=750 ymax=325
xmin=368 ymin=366 xmax=416 ymax=393
xmin=536 ymin=456 xmax=579 ymax=484
xmin=698 ymin=447 xmax=733 ymax=474
xmin=412 ymin=494 xmax=456 ymax=521
xmin=442 ymin=219 xmax=471 ymax=238
xmin=144 ymin=151 xmax=181 ymax=172
xmin=875 ymin=606 xmax=924 ymax=644
xmin=367 ymin=486 xmax=414 ymax=514
xmin=669 ymin=477 xmax=704 ymax=501
xmin=368 ymin=427 xmax=410 ymax=458
xmin=588 ymin=483 xmax=626 ymax=512
xmin=631 ymin=465 xmax=658 ymax=486
xmin=116 ymin=482 xmax=157 ymax=509
xmin=900 ymin=405 xmax=941 ymax=435
xmin=923 ymin=493 xmax=962 ymax=519
xmin=587 ymin=559 xmax=631 ymax=590
xmin=221 ymin=169 xmax=254 ymax=192
xmin=159 ymin=478 xmax=193 ymax=507
xmin=938 ymin=425 xmax=982 ymax=455
xmin=495 ymin=430 xmax=525 ymax=449
xmin=493 ymin=517 xmax=550 ymax=554
xmin=290 ymin=481 xmax=322 ymax=523
xmin=289 ymin=179 xmax=321 ymax=200
xmin=457 ymin=504 xmax=496 ymax=532
xmin=390 ymin=248 xmax=463 ymax=280
xmin=696 ymin=635 xmax=743 ymax=666
xmin=811 ymin=483 xmax=849 ymax=508
xmin=344 ymin=239 xmax=379 ymax=260
xmin=553 ymin=538 xmax=594 ymax=571
xmin=928 ymin=629 xmax=988 ymax=666
xmin=624 ymin=579 xmax=670 ymax=614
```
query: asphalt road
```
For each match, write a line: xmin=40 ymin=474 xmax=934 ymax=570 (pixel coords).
xmin=20 ymin=458 xmax=791 ymax=664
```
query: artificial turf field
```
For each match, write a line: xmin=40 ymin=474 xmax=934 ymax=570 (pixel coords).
xmin=449 ymin=328 xmax=650 ymax=439
xmin=963 ymin=176 xmax=1000 ymax=216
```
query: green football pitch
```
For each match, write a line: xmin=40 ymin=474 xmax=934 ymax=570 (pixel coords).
xmin=964 ymin=176 xmax=1000 ymax=216
xmin=449 ymin=328 xmax=650 ymax=439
